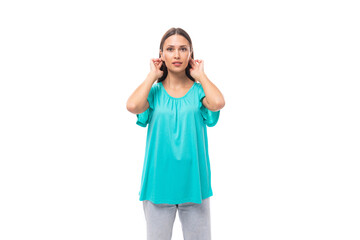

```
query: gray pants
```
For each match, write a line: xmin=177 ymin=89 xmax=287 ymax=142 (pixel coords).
xmin=142 ymin=197 xmax=211 ymax=240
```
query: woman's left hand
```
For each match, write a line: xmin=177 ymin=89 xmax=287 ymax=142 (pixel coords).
xmin=189 ymin=59 xmax=205 ymax=81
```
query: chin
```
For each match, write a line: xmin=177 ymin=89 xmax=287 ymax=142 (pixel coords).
xmin=169 ymin=67 xmax=185 ymax=73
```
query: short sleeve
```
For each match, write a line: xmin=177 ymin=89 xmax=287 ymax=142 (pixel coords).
xmin=136 ymin=85 xmax=155 ymax=127
xmin=198 ymin=83 xmax=220 ymax=127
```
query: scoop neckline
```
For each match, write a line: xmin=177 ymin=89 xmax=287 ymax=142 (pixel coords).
xmin=160 ymin=81 xmax=196 ymax=100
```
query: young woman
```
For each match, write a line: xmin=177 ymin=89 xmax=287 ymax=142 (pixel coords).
xmin=126 ymin=27 xmax=225 ymax=240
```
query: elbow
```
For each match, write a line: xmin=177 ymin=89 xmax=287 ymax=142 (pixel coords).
xmin=126 ymin=101 xmax=137 ymax=114
xmin=218 ymin=100 xmax=225 ymax=109
xmin=205 ymin=101 xmax=225 ymax=112
xmin=127 ymin=101 xmax=148 ymax=114
xmin=213 ymin=99 xmax=225 ymax=111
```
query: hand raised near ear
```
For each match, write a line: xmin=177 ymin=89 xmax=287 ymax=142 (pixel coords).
xmin=149 ymin=58 xmax=164 ymax=79
xmin=189 ymin=59 xmax=205 ymax=80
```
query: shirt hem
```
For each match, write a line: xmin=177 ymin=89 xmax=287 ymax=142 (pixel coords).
xmin=136 ymin=120 xmax=147 ymax=127
xmin=139 ymin=192 xmax=213 ymax=205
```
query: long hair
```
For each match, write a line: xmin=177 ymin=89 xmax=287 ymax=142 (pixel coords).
xmin=157 ymin=28 xmax=195 ymax=83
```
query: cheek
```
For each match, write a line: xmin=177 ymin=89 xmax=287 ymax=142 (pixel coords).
xmin=164 ymin=54 xmax=171 ymax=61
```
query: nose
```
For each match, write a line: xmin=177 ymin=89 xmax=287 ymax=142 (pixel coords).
xmin=175 ymin=49 xmax=180 ymax=58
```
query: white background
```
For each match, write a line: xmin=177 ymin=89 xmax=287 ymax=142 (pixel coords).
xmin=1 ymin=0 xmax=359 ymax=239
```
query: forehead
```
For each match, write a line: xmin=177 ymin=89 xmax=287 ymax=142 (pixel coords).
xmin=164 ymin=35 xmax=190 ymax=47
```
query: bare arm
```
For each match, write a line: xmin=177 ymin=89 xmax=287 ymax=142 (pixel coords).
xmin=126 ymin=72 xmax=157 ymax=114
xmin=197 ymin=73 xmax=225 ymax=112
xmin=189 ymin=59 xmax=225 ymax=112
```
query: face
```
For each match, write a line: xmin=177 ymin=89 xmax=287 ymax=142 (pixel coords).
xmin=160 ymin=34 xmax=192 ymax=73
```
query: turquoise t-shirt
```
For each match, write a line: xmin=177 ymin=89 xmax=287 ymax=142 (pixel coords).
xmin=136 ymin=81 xmax=220 ymax=204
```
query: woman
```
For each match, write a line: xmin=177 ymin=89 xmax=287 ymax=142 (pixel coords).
xmin=126 ymin=27 xmax=225 ymax=240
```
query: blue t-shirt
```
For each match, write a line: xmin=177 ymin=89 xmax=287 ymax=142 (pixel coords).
xmin=136 ymin=81 xmax=220 ymax=204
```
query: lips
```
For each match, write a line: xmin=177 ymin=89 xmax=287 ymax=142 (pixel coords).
xmin=172 ymin=62 xmax=182 ymax=64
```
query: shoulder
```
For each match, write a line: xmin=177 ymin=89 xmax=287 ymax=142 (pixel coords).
xmin=194 ymin=82 xmax=205 ymax=99
xmin=152 ymin=82 xmax=161 ymax=88
xmin=192 ymin=81 xmax=202 ymax=92
xmin=150 ymin=82 xmax=161 ymax=93
xmin=194 ymin=81 xmax=201 ymax=87
xmin=194 ymin=81 xmax=204 ymax=90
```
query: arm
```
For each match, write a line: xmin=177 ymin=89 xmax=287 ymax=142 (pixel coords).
xmin=196 ymin=73 xmax=225 ymax=112
xmin=126 ymin=72 xmax=157 ymax=114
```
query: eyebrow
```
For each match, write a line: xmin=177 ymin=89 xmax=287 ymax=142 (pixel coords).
xmin=166 ymin=45 xmax=189 ymax=47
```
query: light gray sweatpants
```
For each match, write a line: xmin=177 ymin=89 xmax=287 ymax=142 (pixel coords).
xmin=142 ymin=197 xmax=211 ymax=240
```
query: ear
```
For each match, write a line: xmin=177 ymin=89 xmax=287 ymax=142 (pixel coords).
xmin=187 ymin=52 xmax=192 ymax=60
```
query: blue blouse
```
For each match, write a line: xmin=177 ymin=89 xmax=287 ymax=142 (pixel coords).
xmin=136 ymin=81 xmax=220 ymax=204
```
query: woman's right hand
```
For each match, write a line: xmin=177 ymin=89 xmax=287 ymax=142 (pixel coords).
xmin=150 ymin=58 xmax=164 ymax=80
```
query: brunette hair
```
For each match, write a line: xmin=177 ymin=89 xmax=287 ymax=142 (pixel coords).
xmin=157 ymin=27 xmax=195 ymax=83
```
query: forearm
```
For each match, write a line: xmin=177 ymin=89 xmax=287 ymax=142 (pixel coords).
xmin=126 ymin=72 xmax=157 ymax=114
xmin=195 ymin=73 xmax=225 ymax=110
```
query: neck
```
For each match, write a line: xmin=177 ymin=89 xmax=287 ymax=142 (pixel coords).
xmin=163 ymin=71 xmax=192 ymax=88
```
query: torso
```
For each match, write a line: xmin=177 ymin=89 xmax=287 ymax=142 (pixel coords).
xmin=161 ymin=80 xmax=195 ymax=98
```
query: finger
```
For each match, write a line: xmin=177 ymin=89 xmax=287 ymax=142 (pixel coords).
xmin=156 ymin=61 xmax=162 ymax=69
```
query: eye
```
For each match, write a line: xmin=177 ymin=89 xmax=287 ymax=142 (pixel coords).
xmin=167 ymin=48 xmax=173 ymax=51
xmin=181 ymin=48 xmax=187 ymax=51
